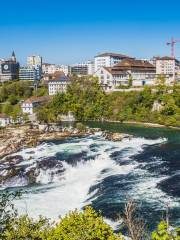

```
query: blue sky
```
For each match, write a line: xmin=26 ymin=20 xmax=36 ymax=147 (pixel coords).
xmin=1 ymin=0 xmax=180 ymax=64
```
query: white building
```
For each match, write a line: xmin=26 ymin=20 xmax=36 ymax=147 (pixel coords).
xmin=48 ymin=72 xmax=71 ymax=95
xmin=94 ymin=52 xmax=133 ymax=72
xmin=155 ymin=56 xmax=179 ymax=82
xmin=27 ymin=55 xmax=42 ymax=67
xmin=19 ymin=65 xmax=41 ymax=81
xmin=21 ymin=96 xmax=50 ymax=115
xmin=95 ymin=59 xmax=156 ymax=92
xmin=42 ymin=64 xmax=70 ymax=76
xmin=70 ymin=60 xmax=94 ymax=76
xmin=0 ymin=114 xmax=10 ymax=127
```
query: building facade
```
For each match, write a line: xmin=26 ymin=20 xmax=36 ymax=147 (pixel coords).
xmin=27 ymin=55 xmax=42 ymax=67
xmin=19 ymin=65 xmax=41 ymax=81
xmin=42 ymin=64 xmax=70 ymax=76
xmin=48 ymin=72 xmax=71 ymax=95
xmin=21 ymin=96 xmax=50 ymax=115
xmin=70 ymin=60 xmax=95 ymax=76
xmin=0 ymin=52 xmax=19 ymax=83
xmin=95 ymin=59 xmax=156 ymax=92
xmin=155 ymin=56 xmax=179 ymax=83
xmin=94 ymin=52 xmax=133 ymax=72
xmin=0 ymin=114 xmax=10 ymax=127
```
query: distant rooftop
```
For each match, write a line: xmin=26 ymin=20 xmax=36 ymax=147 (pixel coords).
xmin=102 ymin=59 xmax=155 ymax=74
xmin=155 ymin=56 xmax=178 ymax=61
xmin=47 ymin=71 xmax=71 ymax=82
xmin=23 ymin=96 xmax=50 ymax=105
xmin=0 ymin=113 xmax=9 ymax=119
xmin=95 ymin=52 xmax=133 ymax=59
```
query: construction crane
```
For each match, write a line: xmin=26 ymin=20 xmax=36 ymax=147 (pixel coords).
xmin=166 ymin=37 xmax=180 ymax=58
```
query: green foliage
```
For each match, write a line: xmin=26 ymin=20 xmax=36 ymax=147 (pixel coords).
xmin=36 ymin=104 xmax=56 ymax=123
xmin=106 ymin=84 xmax=180 ymax=127
xmin=0 ymin=81 xmax=33 ymax=103
xmin=4 ymin=215 xmax=52 ymax=240
xmin=49 ymin=206 xmax=122 ymax=240
xmin=36 ymin=76 xmax=110 ymax=123
xmin=0 ymin=191 xmax=21 ymax=239
xmin=151 ymin=221 xmax=180 ymax=240
xmin=76 ymin=122 xmax=87 ymax=131
xmin=1 ymin=193 xmax=180 ymax=240
xmin=2 ymin=103 xmax=14 ymax=116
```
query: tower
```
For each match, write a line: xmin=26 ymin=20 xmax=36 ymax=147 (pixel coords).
xmin=11 ymin=51 xmax=16 ymax=62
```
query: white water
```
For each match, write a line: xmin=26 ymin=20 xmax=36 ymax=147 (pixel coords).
xmin=12 ymin=135 xmax=170 ymax=220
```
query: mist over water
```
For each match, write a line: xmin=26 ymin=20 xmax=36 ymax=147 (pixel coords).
xmin=1 ymin=124 xmax=180 ymax=229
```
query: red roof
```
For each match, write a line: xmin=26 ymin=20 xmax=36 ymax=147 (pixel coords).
xmin=0 ymin=113 xmax=9 ymax=119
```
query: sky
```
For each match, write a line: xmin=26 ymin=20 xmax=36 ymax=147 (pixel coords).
xmin=1 ymin=0 xmax=180 ymax=64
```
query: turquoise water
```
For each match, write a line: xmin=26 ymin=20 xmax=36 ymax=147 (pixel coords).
xmin=1 ymin=122 xmax=180 ymax=230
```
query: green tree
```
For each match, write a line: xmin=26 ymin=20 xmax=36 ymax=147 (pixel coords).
xmin=49 ymin=206 xmax=123 ymax=240
xmin=8 ymin=95 xmax=18 ymax=105
xmin=2 ymin=103 xmax=13 ymax=116
xmin=152 ymin=221 xmax=180 ymax=240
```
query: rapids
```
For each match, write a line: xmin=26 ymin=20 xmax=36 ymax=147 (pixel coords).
xmin=0 ymin=125 xmax=180 ymax=229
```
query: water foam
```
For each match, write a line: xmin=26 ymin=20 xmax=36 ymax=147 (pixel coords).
xmin=13 ymin=136 xmax=166 ymax=219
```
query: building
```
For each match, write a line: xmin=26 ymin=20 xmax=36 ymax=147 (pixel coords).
xmin=42 ymin=63 xmax=70 ymax=76
xmin=95 ymin=59 xmax=156 ymax=91
xmin=27 ymin=55 xmax=42 ymax=67
xmin=0 ymin=113 xmax=10 ymax=127
xmin=21 ymin=96 xmax=50 ymax=115
xmin=94 ymin=52 xmax=133 ymax=72
xmin=19 ymin=65 xmax=41 ymax=81
xmin=0 ymin=52 xmax=19 ymax=83
xmin=71 ymin=64 xmax=88 ymax=76
xmin=70 ymin=60 xmax=94 ymax=76
xmin=155 ymin=56 xmax=179 ymax=83
xmin=48 ymin=72 xmax=71 ymax=95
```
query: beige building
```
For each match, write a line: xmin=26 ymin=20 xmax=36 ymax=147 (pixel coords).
xmin=95 ymin=59 xmax=156 ymax=92
xmin=27 ymin=55 xmax=42 ymax=67
xmin=155 ymin=56 xmax=179 ymax=83
xmin=48 ymin=72 xmax=71 ymax=95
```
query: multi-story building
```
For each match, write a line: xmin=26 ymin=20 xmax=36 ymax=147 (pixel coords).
xmin=155 ymin=56 xmax=179 ymax=83
xmin=27 ymin=55 xmax=42 ymax=67
xmin=94 ymin=52 xmax=133 ymax=72
xmin=95 ymin=59 xmax=156 ymax=92
xmin=0 ymin=52 xmax=19 ymax=82
xmin=42 ymin=63 xmax=70 ymax=76
xmin=70 ymin=60 xmax=94 ymax=76
xmin=19 ymin=65 xmax=41 ymax=81
xmin=71 ymin=63 xmax=88 ymax=76
xmin=48 ymin=71 xmax=71 ymax=95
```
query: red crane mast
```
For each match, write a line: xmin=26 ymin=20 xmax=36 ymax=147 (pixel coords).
xmin=166 ymin=37 xmax=180 ymax=58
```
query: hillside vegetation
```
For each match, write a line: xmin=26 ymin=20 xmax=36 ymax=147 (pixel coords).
xmin=37 ymin=76 xmax=180 ymax=127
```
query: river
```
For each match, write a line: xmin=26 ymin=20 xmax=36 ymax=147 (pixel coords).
xmin=0 ymin=122 xmax=180 ymax=230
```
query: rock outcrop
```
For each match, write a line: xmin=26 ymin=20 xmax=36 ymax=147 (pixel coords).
xmin=102 ymin=131 xmax=132 ymax=141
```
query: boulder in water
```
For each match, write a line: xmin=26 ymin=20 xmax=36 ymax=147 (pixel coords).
xmin=103 ymin=131 xmax=132 ymax=142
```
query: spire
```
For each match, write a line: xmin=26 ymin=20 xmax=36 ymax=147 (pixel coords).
xmin=12 ymin=50 xmax=15 ymax=57
xmin=11 ymin=50 xmax=16 ymax=62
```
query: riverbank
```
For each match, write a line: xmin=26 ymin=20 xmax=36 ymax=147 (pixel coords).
xmin=0 ymin=124 xmax=133 ymax=160
xmin=0 ymin=125 xmax=91 ymax=159
xmin=103 ymin=120 xmax=180 ymax=130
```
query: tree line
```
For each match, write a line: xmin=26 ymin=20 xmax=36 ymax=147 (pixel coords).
xmin=0 ymin=192 xmax=179 ymax=240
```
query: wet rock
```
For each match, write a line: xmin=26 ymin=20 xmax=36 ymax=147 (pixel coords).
xmin=102 ymin=131 xmax=132 ymax=142
xmin=37 ymin=157 xmax=63 ymax=170
xmin=2 ymin=155 xmax=24 ymax=166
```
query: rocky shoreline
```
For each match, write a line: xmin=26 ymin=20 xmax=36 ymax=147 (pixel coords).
xmin=0 ymin=124 xmax=132 ymax=160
